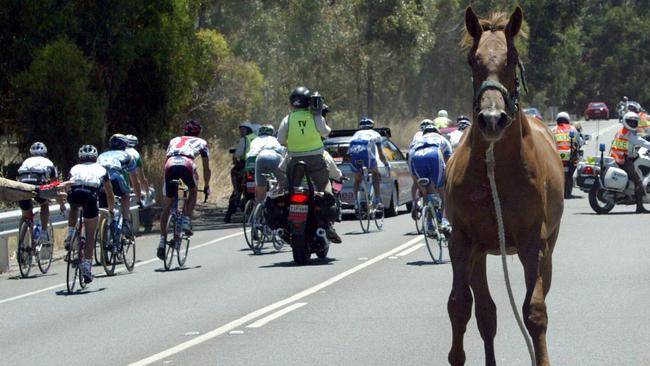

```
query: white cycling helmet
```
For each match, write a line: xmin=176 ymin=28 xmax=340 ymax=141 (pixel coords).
xmin=622 ymin=111 xmax=640 ymax=131
xmin=438 ymin=110 xmax=448 ymax=118
xmin=78 ymin=145 xmax=98 ymax=162
xmin=239 ymin=121 xmax=254 ymax=132
xmin=29 ymin=142 xmax=47 ymax=157
xmin=419 ymin=119 xmax=433 ymax=131
xmin=556 ymin=111 xmax=570 ymax=124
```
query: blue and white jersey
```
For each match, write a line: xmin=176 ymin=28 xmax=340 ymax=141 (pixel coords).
xmin=348 ymin=129 xmax=382 ymax=160
xmin=97 ymin=150 xmax=136 ymax=173
xmin=409 ymin=132 xmax=452 ymax=161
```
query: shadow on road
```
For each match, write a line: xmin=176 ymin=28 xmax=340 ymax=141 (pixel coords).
xmin=406 ymin=260 xmax=449 ymax=266
xmin=6 ymin=272 xmax=57 ymax=280
xmin=573 ymin=211 xmax=638 ymax=216
xmin=259 ymin=257 xmax=337 ymax=268
xmin=55 ymin=287 xmax=107 ymax=296
xmin=154 ymin=265 xmax=202 ymax=273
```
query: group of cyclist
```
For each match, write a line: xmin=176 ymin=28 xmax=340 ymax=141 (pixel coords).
xmin=16 ymin=133 xmax=151 ymax=283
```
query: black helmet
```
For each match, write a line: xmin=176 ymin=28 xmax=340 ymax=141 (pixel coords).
xmin=290 ymin=86 xmax=310 ymax=108
xmin=109 ymin=134 xmax=129 ymax=150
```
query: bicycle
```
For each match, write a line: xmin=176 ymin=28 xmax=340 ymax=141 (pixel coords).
xmin=162 ymin=180 xmax=207 ymax=270
xmin=355 ymin=165 xmax=384 ymax=233
xmin=16 ymin=208 xmax=55 ymax=278
xmin=249 ymin=173 xmax=287 ymax=254
xmin=411 ymin=192 xmax=424 ymax=235
xmin=98 ymin=197 xmax=136 ymax=276
xmin=66 ymin=209 xmax=89 ymax=294
xmin=242 ymin=169 xmax=257 ymax=250
xmin=418 ymin=179 xmax=449 ymax=264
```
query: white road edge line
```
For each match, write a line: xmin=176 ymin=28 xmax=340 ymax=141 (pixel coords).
xmin=0 ymin=231 xmax=244 ymax=305
xmin=246 ymin=302 xmax=307 ymax=328
xmin=396 ymin=243 xmax=425 ymax=257
xmin=129 ymin=236 xmax=424 ymax=366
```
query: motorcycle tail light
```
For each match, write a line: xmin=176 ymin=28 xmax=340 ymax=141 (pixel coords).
xmin=582 ymin=166 xmax=594 ymax=175
xmin=246 ymin=173 xmax=254 ymax=181
xmin=290 ymin=193 xmax=309 ymax=203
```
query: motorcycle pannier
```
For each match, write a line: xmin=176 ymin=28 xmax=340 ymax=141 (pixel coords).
xmin=264 ymin=194 xmax=288 ymax=229
xmin=603 ymin=167 xmax=628 ymax=191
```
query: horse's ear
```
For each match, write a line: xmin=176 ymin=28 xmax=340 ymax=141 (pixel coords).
xmin=506 ymin=6 xmax=523 ymax=38
xmin=465 ymin=6 xmax=482 ymax=39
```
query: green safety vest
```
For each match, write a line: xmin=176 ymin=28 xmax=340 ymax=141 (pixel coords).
xmin=241 ymin=133 xmax=257 ymax=161
xmin=287 ymin=110 xmax=323 ymax=153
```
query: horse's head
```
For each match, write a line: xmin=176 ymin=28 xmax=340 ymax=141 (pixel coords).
xmin=463 ymin=7 xmax=523 ymax=142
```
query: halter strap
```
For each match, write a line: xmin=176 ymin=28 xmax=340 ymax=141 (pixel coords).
xmin=473 ymin=61 xmax=528 ymax=117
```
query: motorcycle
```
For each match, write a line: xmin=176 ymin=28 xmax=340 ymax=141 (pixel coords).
xmin=585 ymin=143 xmax=650 ymax=214
xmin=286 ymin=162 xmax=331 ymax=265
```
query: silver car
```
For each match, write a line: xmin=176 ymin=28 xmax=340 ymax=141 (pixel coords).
xmin=324 ymin=128 xmax=413 ymax=217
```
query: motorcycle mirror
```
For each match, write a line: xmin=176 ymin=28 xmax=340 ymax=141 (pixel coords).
xmin=599 ymin=143 xmax=606 ymax=152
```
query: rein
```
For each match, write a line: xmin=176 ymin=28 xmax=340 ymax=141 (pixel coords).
xmin=473 ymin=60 xmax=528 ymax=116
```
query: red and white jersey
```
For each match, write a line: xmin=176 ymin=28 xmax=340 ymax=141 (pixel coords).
xmin=166 ymin=136 xmax=209 ymax=159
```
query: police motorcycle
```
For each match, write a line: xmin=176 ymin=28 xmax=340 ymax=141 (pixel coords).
xmin=586 ymin=142 xmax=650 ymax=214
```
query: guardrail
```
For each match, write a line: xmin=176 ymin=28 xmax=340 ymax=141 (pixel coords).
xmin=0 ymin=194 xmax=153 ymax=273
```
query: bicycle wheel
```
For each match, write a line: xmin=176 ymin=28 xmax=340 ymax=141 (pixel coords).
xmin=100 ymin=220 xmax=117 ymax=276
xmin=163 ymin=214 xmax=176 ymax=270
xmin=373 ymin=202 xmax=385 ymax=231
xmin=94 ymin=215 xmax=105 ymax=265
xmin=122 ymin=235 xmax=136 ymax=272
xmin=242 ymin=200 xmax=256 ymax=250
xmin=17 ymin=222 xmax=33 ymax=278
xmin=36 ymin=224 xmax=54 ymax=274
xmin=272 ymin=232 xmax=286 ymax=251
xmin=422 ymin=205 xmax=442 ymax=263
xmin=251 ymin=204 xmax=266 ymax=254
xmin=356 ymin=187 xmax=371 ymax=233
xmin=176 ymin=235 xmax=190 ymax=267
xmin=413 ymin=197 xmax=423 ymax=234
xmin=66 ymin=232 xmax=80 ymax=294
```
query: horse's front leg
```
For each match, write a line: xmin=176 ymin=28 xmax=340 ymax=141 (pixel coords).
xmin=470 ymin=255 xmax=497 ymax=366
xmin=519 ymin=238 xmax=553 ymax=366
xmin=447 ymin=229 xmax=474 ymax=366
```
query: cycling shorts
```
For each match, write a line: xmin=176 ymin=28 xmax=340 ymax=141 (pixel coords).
xmin=349 ymin=140 xmax=377 ymax=173
xmin=19 ymin=197 xmax=47 ymax=211
xmin=409 ymin=146 xmax=445 ymax=188
xmin=68 ymin=187 xmax=99 ymax=219
xmin=254 ymin=150 xmax=283 ymax=188
xmin=98 ymin=170 xmax=130 ymax=208
xmin=164 ymin=156 xmax=197 ymax=198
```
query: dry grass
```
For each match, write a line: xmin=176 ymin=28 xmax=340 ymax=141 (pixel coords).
xmin=383 ymin=117 xmax=428 ymax=149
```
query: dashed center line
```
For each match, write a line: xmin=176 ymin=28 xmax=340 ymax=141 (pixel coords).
xmin=247 ymin=302 xmax=307 ymax=328
xmin=396 ymin=243 xmax=424 ymax=257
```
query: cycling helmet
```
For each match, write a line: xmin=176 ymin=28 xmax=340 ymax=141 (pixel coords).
xmin=109 ymin=133 xmax=129 ymax=150
xmin=456 ymin=115 xmax=471 ymax=130
xmin=556 ymin=111 xmax=570 ymax=124
xmin=622 ymin=111 xmax=640 ymax=131
xmin=78 ymin=145 xmax=98 ymax=162
xmin=359 ymin=117 xmax=375 ymax=129
xmin=423 ymin=124 xmax=440 ymax=134
xmin=183 ymin=119 xmax=202 ymax=136
xmin=289 ymin=86 xmax=311 ymax=108
xmin=419 ymin=119 xmax=433 ymax=131
xmin=438 ymin=110 xmax=448 ymax=118
xmin=239 ymin=121 xmax=254 ymax=134
xmin=125 ymin=134 xmax=138 ymax=148
xmin=628 ymin=103 xmax=639 ymax=113
xmin=623 ymin=96 xmax=629 ymax=102
xmin=258 ymin=124 xmax=275 ymax=136
xmin=29 ymin=142 xmax=47 ymax=157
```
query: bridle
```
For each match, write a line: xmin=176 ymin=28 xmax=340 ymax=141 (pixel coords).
xmin=473 ymin=60 xmax=528 ymax=117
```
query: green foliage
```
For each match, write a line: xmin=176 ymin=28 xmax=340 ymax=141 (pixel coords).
xmin=12 ymin=38 xmax=106 ymax=172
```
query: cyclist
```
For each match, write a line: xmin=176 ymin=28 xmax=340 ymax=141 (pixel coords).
xmin=433 ymin=110 xmax=451 ymax=129
xmin=248 ymin=124 xmax=286 ymax=203
xmin=225 ymin=121 xmax=257 ymax=223
xmin=65 ymin=145 xmax=116 ymax=283
xmin=348 ymin=117 xmax=390 ymax=209
xmin=97 ymin=134 xmax=137 ymax=239
xmin=409 ymin=124 xmax=452 ymax=233
xmin=158 ymin=119 xmax=211 ymax=259
xmin=16 ymin=142 xmax=61 ymax=244
xmin=448 ymin=115 xmax=471 ymax=149
xmin=124 ymin=134 xmax=151 ymax=206
xmin=410 ymin=119 xmax=434 ymax=149
xmin=277 ymin=86 xmax=340 ymax=242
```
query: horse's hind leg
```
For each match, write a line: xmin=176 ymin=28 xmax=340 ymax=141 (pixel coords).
xmin=470 ymin=255 xmax=497 ymax=366
xmin=447 ymin=230 xmax=474 ymax=365
xmin=520 ymin=240 xmax=553 ymax=366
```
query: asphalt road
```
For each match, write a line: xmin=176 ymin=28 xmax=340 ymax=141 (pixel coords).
xmin=1 ymin=119 xmax=648 ymax=366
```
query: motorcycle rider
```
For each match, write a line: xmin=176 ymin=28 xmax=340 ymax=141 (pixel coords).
xmin=551 ymin=112 xmax=579 ymax=198
xmin=617 ymin=96 xmax=629 ymax=120
xmin=225 ymin=121 xmax=257 ymax=223
xmin=349 ymin=117 xmax=390 ymax=209
xmin=409 ymin=124 xmax=452 ymax=233
xmin=158 ymin=119 xmax=211 ymax=259
xmin=277 ymin=86 xmax=340 ymax=243
xmin=16 ymin=142 xmax=62 ymax=244
xmin=433 ymin=110 xmax=451 ymax=129
xmin=448 ymin=115 xmax=471 ymax=149
xmin=248 ymin=124 xmax=286 ymax=203
xmin=610 ymin=111 xmax=650 ymax=213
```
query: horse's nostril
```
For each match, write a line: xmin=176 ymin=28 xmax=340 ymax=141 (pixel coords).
xmin=497 ymin=112 xmax=509 ymax=128
xmin=477 ymin=113 xmax=487 ymax=129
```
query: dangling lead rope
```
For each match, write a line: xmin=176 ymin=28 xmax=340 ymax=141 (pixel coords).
xmin=485 ymin=143 xmax=536 ymax=366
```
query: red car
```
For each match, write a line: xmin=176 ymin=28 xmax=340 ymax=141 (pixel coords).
xmin=584 ymin=102 xmax=609 ymax=120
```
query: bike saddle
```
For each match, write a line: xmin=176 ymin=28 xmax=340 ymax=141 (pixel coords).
xmin=417 ymin=178 xmax=431 ymax=187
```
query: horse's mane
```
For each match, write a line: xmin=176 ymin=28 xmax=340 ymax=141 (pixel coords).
xmin=460 ymin=12 xmax=527 ymax=49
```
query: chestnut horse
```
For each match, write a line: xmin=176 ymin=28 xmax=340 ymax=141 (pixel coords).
xmin=444 ymin=7 xmax=564 ymax=366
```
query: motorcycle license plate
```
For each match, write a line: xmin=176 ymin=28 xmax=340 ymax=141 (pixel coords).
xmin=246 ymin=181 xmax=256 ymax=193
xmin=288 ymin=204 xmax=308 ymax=222
xmin=341 ymin=191 xmax=354 ymax=201
xmin=584 ymin=178 xmax=594 ymax=185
